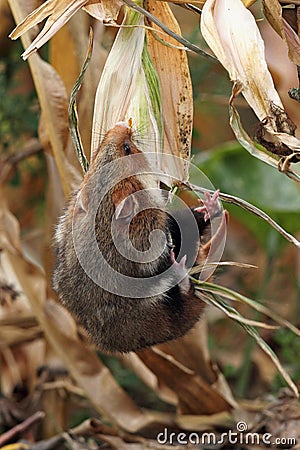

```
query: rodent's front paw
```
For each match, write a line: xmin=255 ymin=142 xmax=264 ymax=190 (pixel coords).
xmin=194 ymin=189 xmax=221 ymax=222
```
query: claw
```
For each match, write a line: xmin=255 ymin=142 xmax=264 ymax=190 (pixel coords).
xmin=170 ymin=251 xmax=187 ymax=273
xmin=170 ymin=248 xmax=176 ymax=264
xmin=194 ymin=189 xmax=220 ymax=222
xmin=170 ymin=251 xmax=190 ymax=293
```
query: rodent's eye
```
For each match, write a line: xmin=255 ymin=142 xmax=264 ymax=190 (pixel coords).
xmin=123 ymin=142 xmax=131 ymax=155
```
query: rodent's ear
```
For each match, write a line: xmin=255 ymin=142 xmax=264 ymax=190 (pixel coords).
xmin=114 ymin=195 xmax=137 ymax=223
xmin=76 ymin=190 xmax=89 ymax=214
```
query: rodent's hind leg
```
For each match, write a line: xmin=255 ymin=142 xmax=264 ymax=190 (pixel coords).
xmin=170 ymin=250 xmax=190 ymax=294
xmin=196 ymin=208 xmax=229 ymax=265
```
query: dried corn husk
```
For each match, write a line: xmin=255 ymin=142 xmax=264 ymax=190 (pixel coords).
xmin=92 ymin=1 xmax=193 ymax=183
xmin=200 ymin=0 xmax=300 ymax=174
xmin=91 ymin=4 xmax=164 ymax=173
xmin=201 ymin=0 xmax=283 ymax=121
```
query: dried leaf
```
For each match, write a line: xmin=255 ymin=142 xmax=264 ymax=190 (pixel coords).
xmin=9 ymin=0 xmax=78 ymax=196
xmin=121 ymin=353 xmax=178 ymax=405
xmin=0 ymin=194 xmax=46 ymax=397
xmin=158 ymin=321 xmax=218 ymax=385
xmin=91 ymin=5 xmax=164 ymax=175
xmin=91 ymin=7 xmax=143 ymax=158
xmin=138 ymin=347 xmax=232 ymax=415
xmin=68 ymin=27 xmax=93 ymax=173
xmin=200 ymin=0 xmax=300 ymax=170
xmin=229 ymin=94 xmax=300 ymax=182
xmin=83 ymin=0 xmax=122 ymax=22
xmin=263 ymin=0 xmax=300 ymax=65
xmin=10 ymin=0 xmax=88 ymax=60
xmin=38 ymin=301 xmax=155 ymax=432
xmin=255 ymin=394 xmax=300 ymax=441
xmin=146 ymin=0 xmax=193 ymax=182
xmin=175 ymin=411 xmax=234 ymax=431
xmin=157 ymin=322 xmax=237 ymax=409
xmin=254 ymin=101 xmax=300 ymax=166
xmin=9 ymin=0 xmax=58 ymax=40
xmin=9 ymin=0 xmax=122 ymax=59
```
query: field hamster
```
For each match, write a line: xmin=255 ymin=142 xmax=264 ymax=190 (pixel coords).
xmin=52 ymin=122 xmax=225 ymax=353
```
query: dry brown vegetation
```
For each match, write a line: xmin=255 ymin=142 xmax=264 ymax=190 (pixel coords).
xmin=0 ymin=1 xmax=300 ymax=449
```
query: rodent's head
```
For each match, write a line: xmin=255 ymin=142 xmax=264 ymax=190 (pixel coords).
xmin=74 ymin=120 xmax=152 ymax=219
xmin=94 ymin=121 xmax=142 ymax=164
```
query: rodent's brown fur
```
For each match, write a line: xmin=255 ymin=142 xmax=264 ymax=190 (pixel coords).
xmin=52 ymin=123 xmax=206 ymax=353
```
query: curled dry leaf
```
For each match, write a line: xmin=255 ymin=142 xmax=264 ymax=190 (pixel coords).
xmin=9 ymin=0 xmax=122 ymax=60
xmin=201 ymin=0 xmax=283 ymax=121
xmin=254 ymin=102 xmax=300 ymax=167
xmin=263 ymin=0 xmax=300 ymax=66
xmin=83 ymin=0 xmax=122 ymax=21
xmin=10 ymin=0 xmax=88 ymax=59
xmin=228 ymin=99 xmax=300 ymax=183
xmin=200 ymin=0 xmax=300 ymax=172
xmin=0 ymin=193 xmax=46 ymax=397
